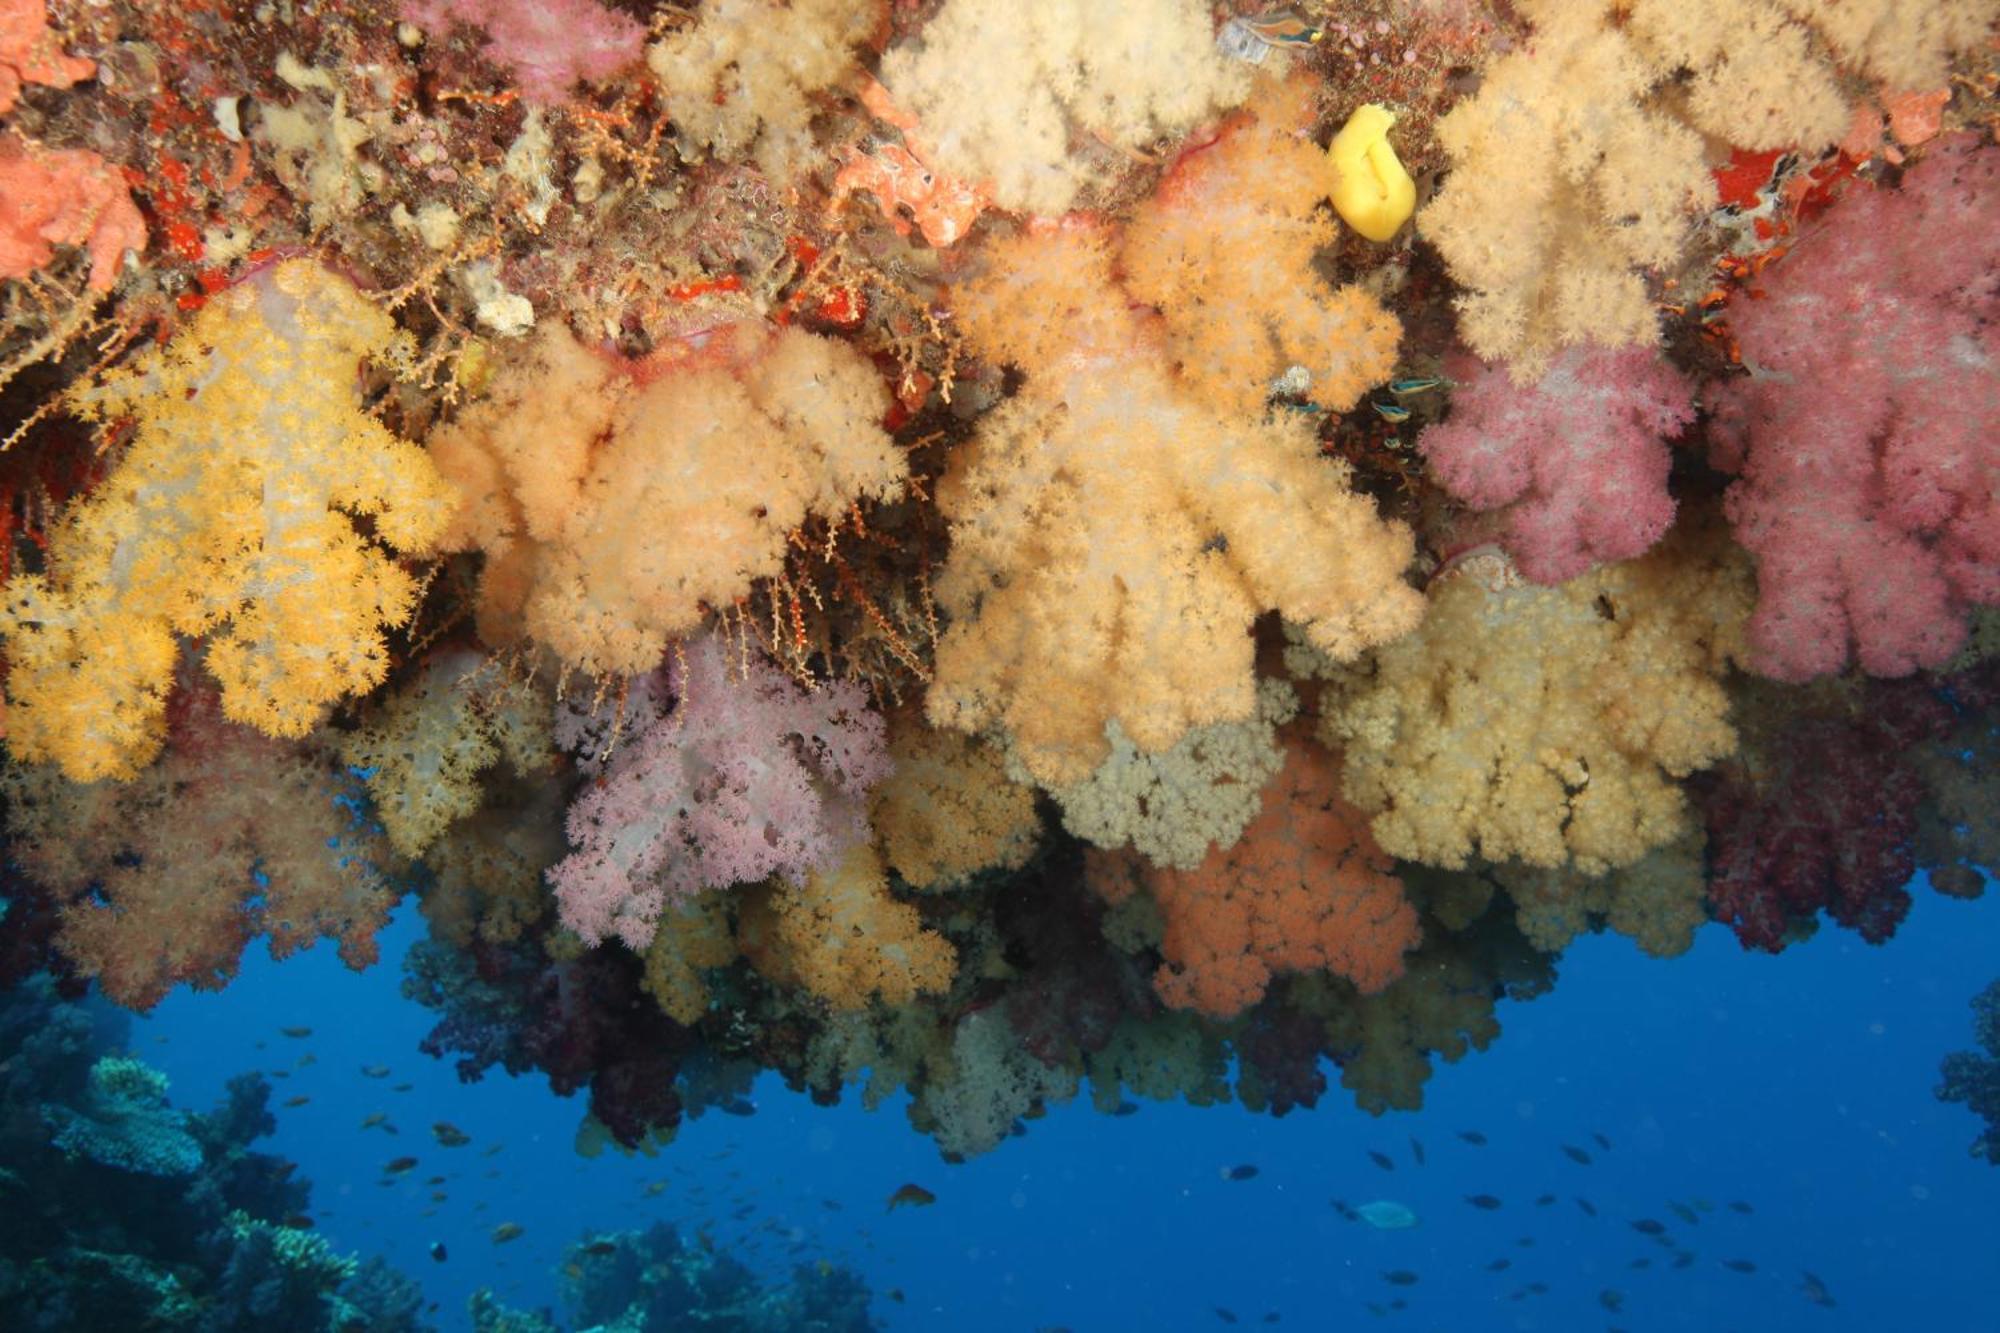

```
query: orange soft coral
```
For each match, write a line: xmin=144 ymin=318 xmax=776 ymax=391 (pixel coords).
xmin=930 ymin=223 xmax=1420 ymax=786
xmin=1091 ymin=733 xmax=1420 ymax=1018
xmin=738 ymin=844 xmax=957 ymax=1010
xmin=1121 ymin=75 xmax=1400 ymax=417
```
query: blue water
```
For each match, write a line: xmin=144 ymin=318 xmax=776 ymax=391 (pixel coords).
xmin=133 ymin=872 xmax=1998 ymax=1331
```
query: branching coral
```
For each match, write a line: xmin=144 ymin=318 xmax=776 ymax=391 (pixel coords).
xmin=1088 ymin=733 xmax=1420 ymax=1018
xmin=929 ymin=223 xmax=1420 ymax=786
xmin=547 ymin=634 xmax=890 ymax=950
xmin=0 ymin=261 xmax=453 ymax=781
xmin=1320 ymin=524 xmax=1752 ymax=875
xmin=426 ymin=321 xmax=906 ymax=678
xmin=877 ymin=0 xmax=1251 ymax=216
xmin=1711 ymin=135 xmax=2000 ymax=682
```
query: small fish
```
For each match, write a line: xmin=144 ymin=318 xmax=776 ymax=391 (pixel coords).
xmin=1389 ymin=377 xmax=1445 ymax=397
xmin=269 ymin=1070 xmax=290 ymax=1079
xmin=391 ymin=1083 xmax=414 ymax=1093
xmin=383 ymin=1157 xmax=419 ymax=1175
xmin=481 ymin=1142 xmax=504 ymax=1157
xmin=295 ymin=1054 xmax=316 ymax=1068
xmin=1110 ymin=1100 xmax=1140 ymax=1117
xmin=1671 ymin=1250 xmax=1696 ymax=1270
xmin=1600 ymin=1289 xmax=1625 ymax=1314
xmin=1223 ymin=1164 xmax=1260 ymax=1181
xmin=1631 ymin=1219 xmax=1667 ymax=1236
xmin=643 ymin=1181 xmax=669 ymax=1198
xmin=1576 ymin=1197 xmax=1598 ymax=1218
xmin=1367 ymin=1150 xmax=1395 ymax=1172
xmin=1525 ymin=1283 xmax=1549 ymax=1296
xmin=1352 ymin=1200 xmax=1417 ymax=1230
xmin=1799 ymin=1271 xmax=1836 ymax=1308
xmin=1214 ymin=1310 xmax=1239 ymax=1326
xmin=1409 ymin=1136 xmax=1426 ymax=1166
xmin=721 ymin=1097 xmax=757 ymax=1118
xmin=1456 ymin=1130 xmax=1488 ymax=1146
xmin=1372 ymin=401 xmax=1412 ymax=423
xmin=888 ymin=1290 xmax=905 ymax=1304
xmin=491 ymin=1223 xmax=524 ymax=1244
xmin=1668 ymin=1201 xmax=1700 ymax=1226
xmin=1728 ymin=1200 xmax=1754 ymax=1215
xmin=428 ymin=1241 xmax=447 ymax=1262
xmin=822 ymin=1199 xmax=843 ymax=1212
xmin=732 ymin=1204 xmax=755 ymax=1221
xmin=1560 ymin=1144 xmax=1593 ymax=1165
xmin=1484 ymin=1258 xmax=1511 ymax=1273
xmin=1722 ymin=1259 xmax=1757 ymax=1275
xmin=1261 ymin=1316 xmax=1279 ymax=1326
xmin=431 ymin=1122 xmax=471 ymax=1148
xmin=282 ymin=1095 xmax=310 ymax=1108
xmin=280 ymin=1026 xmax=312 ymax=1039
xmin=280 ymin=1213 xmax=314 ymax=1229
xmin=887 ymin=1183 xmax=936 ymax=1211
xmin=428 ymin=1191 xmax=448 ymax=1204
xmin=1628 ymin=1258 xmax=1652 ymax=1271
xmin=1591 ymin=1132 xmax=1613 ymax=1151
xmin=1464 ymin=1194 xmax=1503 ymax=1210
xmin=1515 ymin=1236 xmax=1536 ymax=1249
xmin=1534 ymin=1193 xmax=1556 ymax=1206
xmin=360 ymin=1113 xmax=390 ymax=1131
xmin=1008 ymin=1119 xmax=1028 ymax=1139
xmin=424 ymin=1176 xmax=446 ymax=1186
xmin=1240 ymin=13 xmax=1324 ymax=46
xmin=580 ymin=1240 xmax=619 ymax=1257
xmin=1382 ymin=1270 xmax=1419 ymax=1287
xmin=361 ymin=1065 xmax=391 ymax=1078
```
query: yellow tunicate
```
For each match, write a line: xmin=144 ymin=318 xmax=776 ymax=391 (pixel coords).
xmin=1328 ymin=103 xmax=1415 ymax=242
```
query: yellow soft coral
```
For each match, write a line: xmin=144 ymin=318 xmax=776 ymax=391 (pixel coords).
xmin=931 ymin=224 xmax=1421 ymax=787
xmin=871 ymin=715 xmax=1041 ymax=891
xmin=738 ymin=844 xmax=957 ymax=1010
xmin=1320 ymin=526 xmax=1752 ymax=875
xmin=0 ymin=261 xmax=454 ymax=780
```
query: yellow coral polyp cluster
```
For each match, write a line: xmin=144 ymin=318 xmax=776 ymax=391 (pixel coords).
xmin=0 ymin=261 xmax=454 ymax=780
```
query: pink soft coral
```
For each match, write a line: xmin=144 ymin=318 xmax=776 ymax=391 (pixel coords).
xmin=1712 ymin=134 xmax=2000 ymax=681
xmin=1419 ymin=346 xmax=1693 ymax=583
xmin=403 ymin=0 xmax=644 ymax=104
xmin=547 ymin=635 xmax=891 ymax=950
xmin=1 ymin=0 xmax=94 ymax=113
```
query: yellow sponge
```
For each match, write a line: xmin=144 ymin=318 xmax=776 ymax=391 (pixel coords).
xmin=1329 ymin=104 xmax=1415 ymax=242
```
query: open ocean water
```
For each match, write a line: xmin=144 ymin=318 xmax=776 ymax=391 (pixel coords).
xmin=115 ymin=872 xmax=1994 ymax=1332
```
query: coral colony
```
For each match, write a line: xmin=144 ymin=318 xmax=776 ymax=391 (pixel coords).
xmin=0 ymin=0 xmax=1996 ymax=1162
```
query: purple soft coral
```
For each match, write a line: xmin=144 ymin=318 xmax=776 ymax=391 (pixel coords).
xmin=1419 ymin=346 xmax=1693 ymax=585
xmin=1711 ymin=135 xmax=2000 ymax=682
xmin=403 ymin=0 xmax=644 ymax=104
xmin=548 ymin=635 xmax=890 ymax=950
